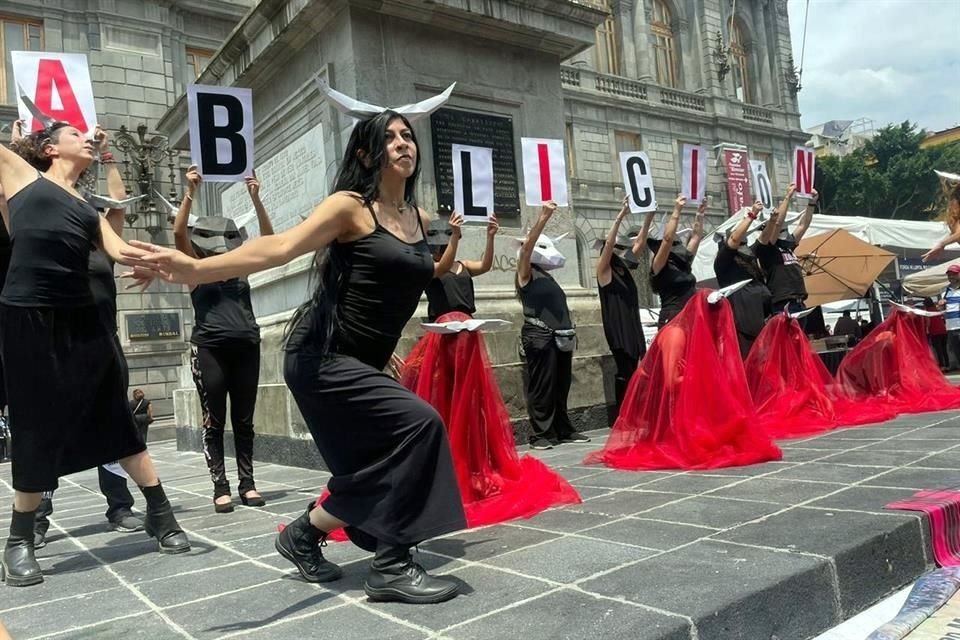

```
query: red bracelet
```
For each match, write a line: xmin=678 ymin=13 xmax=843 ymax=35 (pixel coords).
xmin=747 ymin=211 xmax=758 ymax=220
xmin=100 ymin=151 xmax=114 ymax=163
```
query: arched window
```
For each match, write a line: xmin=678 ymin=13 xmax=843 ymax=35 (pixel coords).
xmin=594 ymin=0 xmax=621 ymax=75
xmin=730 ymin=20 xmax=751 ymax=103
xmin=651 ymin=0 xmax=679 ymax=88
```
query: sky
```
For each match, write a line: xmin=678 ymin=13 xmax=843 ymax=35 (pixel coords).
xmin=787 ymin=0 xmax=960 ymax=133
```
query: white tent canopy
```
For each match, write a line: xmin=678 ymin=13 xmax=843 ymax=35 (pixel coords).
xmin=692 ymin=210 xmax=955 ymax=283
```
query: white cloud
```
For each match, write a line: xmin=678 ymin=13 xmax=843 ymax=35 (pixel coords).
xmin=788 ymin=0 xmax=960 ymax=132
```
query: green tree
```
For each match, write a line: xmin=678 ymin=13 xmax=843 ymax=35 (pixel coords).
xmin=814 ymin=121 xmax=960 ymax=221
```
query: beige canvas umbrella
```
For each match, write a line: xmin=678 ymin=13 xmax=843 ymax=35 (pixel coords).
xmin=902 ymin=257 xmax=960 ymax=297
xmin=795 ymin=229 xmax=896 ymax=307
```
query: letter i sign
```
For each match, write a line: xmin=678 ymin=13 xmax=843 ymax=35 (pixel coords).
xmin=11 ymin=52 xmax=98 ymax=134
xmin=521 ymin=138 xmax=568 ymax=207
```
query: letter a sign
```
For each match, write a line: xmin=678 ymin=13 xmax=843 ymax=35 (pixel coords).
xmin=521 ymin=138 xmax=568 ymax=207
xmin=792 ymin=146 xmax=816 ymax=197
xmin=11 ymin=52 xmax=97 ymax=134
xmin=619 ymin=151 xmax=658 ymax=213
xmin=452 ymin=144 xmax=494 ymax=222
xmin=187 ymin=85 xmax=255 ymax=182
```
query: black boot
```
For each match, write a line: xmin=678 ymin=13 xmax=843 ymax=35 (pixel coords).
xmin=34 ymin=496 xmax=53 ymax=549
xmin=275 ymin=501 xmax=341 ymax=583
xmin=140 ymin=483 xmax=190 ymax=554
xmin=364 ymin=543 xmax=458 ymax=604
xmin=2 ymin=508 xmax=43 ymax=587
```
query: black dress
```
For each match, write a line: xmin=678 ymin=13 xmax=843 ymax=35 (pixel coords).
xmin=0 ymin=176 xmax=145 ymax=492
xmin=650 ymin=256 xmax=696 ymax=328
xmin=754 ymin=234 xmax=807 ymax=308
xmin=425 ymin=262 xmax=476 ymax=321
xmin=284 ymin=205 xmax=466 ymax=551
xmin=714 ymin=244 xmax=773 ymax=358
xmin=599 ymin=259 xmax=645 ymax=413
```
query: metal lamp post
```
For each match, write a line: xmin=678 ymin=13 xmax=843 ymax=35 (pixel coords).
xmin=112 ymin=124 xmax=181 ymax=235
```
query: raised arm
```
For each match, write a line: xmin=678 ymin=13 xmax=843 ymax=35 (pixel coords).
xmin=631 ymin=210 xmax=656 ymax=259
xmin=597 ymin=196 xmax=630 ymax=287
xmin=728 ymin=201 xmax=763 ymax=250
xmin=173 ymin=165 xmax=200 ymax=259
xmin=925 ymin=224 xmax=960 ymax=262
xmin=246 ymin=173 xmax=274 ymax=237
xmin=517 ymin=201 xmax=558 ymax=287
xmin=95 ymin=126 xmax=127 ymax=238
xmin=461 ymin=215 xmax=500 ymax=276
xmin=792 ymin=188 xmax=818 ymax=242
xmin=652 ymin=196 xmax=685 ymax=276
xmin=686 ymin=199 xmax=707 ymax=257
xmin=128 ymin=191 xmax=361 ymax=286
xmin=430 ymin=212 xmax=462 ymax=277
xmin=0 ymin=123 xmax=40 ymax=201
xmin=759 ymin=183 xmax=797 ymax=245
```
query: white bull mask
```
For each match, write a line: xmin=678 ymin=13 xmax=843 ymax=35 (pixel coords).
xmin=316 ymin=78 xmax=456 ymax=123
xmin=514 ymin=232 xmax=568 ymax=270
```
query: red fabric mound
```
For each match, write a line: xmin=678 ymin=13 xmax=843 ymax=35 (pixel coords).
xmin=836 ymin=310 xmax=960 ymax=415
xmin=746 ymin=314 xmax=896 ymax=438
xmin=317 ymin=311 xmax=580 ymax=543
xmin=585 ymin=290 xmax=782 ymax=470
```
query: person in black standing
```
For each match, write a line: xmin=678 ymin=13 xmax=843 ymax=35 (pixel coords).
xmin=713 ymin=200 xmax=773 ymax=358
xmin=130 ymin=389 xmax=153 ymax=443
xmin=516 ymin=201 xmax=589 ymax=450
xmin=126 ymin=108 xmax=467 ymax=604
xmin=0 ymin=121 xmax=189 ymax=587
xmin=173 ymin=165 xmax=269 ymax=513
xmin=648 ymin=195 xmax=703 ymax=328
xmin=596 ymin=196 xmax=645 ymax=419
xmin=755 ymin=184 xmax=818 ymax=319
xmin=424 ymin=214 xmax=497 ymax=320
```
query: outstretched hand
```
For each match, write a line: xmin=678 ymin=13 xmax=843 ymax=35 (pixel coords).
xmin=486 ymin=214 xmax=500 ymax=237
xmin=120 ymin=240 xmax=201 ymax=286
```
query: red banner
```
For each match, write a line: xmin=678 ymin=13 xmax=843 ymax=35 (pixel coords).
xmin=723 ymin=149 xmax=751 ymax=216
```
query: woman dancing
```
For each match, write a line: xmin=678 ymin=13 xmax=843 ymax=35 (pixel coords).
xmin=0 ymin=122 xmax=189 ymax=587
xmin=127 ymin=107 xmax=468 ymax=604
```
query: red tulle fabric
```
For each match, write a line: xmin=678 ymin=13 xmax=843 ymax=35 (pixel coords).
xmin=321 ymin=311 xmax=580 ymax=543
xmin=585 ymin=290 xmax=782 ymax=470
xmin=746 ymin=314 xmax=896 ymax=438
xmin=836 ymin=310 xmax=960 ymax=414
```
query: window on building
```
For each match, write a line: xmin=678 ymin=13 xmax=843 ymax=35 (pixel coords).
xmin=565 ymin=123 xmax=577 ymax=177
xmin=730 ymin=20 xmax=752 ymax=103
xmin=0 ymin=16 xmax=43 ymax=105
xmin=186 ymin=47 xmax=215 ymax=79
xmin=594 ymin=2 xmax=620 ymax=75
xmin=651 ymin=0 xmax=679 ymax=88
xmin=614 ymin=130 xmax=642 ymax=181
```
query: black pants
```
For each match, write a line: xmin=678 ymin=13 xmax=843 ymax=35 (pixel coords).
xmin=190 ymin=342 xmax=260 ymax=497
xmin=931 ymin=334 xmax=950 ymax=369
xmin=522 ymin=329 xmax=574 ymax=444
xmin=611 ymin=348 xmax=639 ymax=419
xmin=35 ymin=465 xmax=135 ymax=532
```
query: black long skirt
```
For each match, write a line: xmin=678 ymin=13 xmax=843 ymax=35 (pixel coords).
xmin=284 ymin=349 xmax=466 ymax=552
xmin=0 ymin=304 xmax=146 ymax=492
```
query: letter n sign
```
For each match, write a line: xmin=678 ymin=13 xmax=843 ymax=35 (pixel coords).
xmin=792 ymin=146 xmax=816 ymax=197
xmin=619 ymin=151 xmax=658 ymax=213
xmin=187 ymin=85 xmax=254 ymax=182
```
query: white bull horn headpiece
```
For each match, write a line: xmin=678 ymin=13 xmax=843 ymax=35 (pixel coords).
xmin=316 ymin=78 xmax=456 ymax=122
xmin=513 ymin=232 xmax=568 ymax=270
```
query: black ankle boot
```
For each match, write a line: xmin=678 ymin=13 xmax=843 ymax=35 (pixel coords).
xmin=140 ymin=483 xmax=190 ymax=555
xmin=364 ymin=543 xmax=458 ymax=604
xmin=2 ymin=508 xmax=43 ymax=587
xmin=34 ymin=496 xmax=53 ymax=549
xmin=275 ymin=501 xmax=342 ymax=583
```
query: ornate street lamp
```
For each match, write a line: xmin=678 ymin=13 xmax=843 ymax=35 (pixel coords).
xmin=112 ymin=124 xmax=181 ymax=235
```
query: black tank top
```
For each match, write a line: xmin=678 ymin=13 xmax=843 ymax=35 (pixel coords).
xmin=518 ymin=266 xmax=572 ymax=331
xmin=88 ymin=248 xmax=118 ymax=332
xmin=650 ymin=258 xmax=696 ymax=326
xmin=425 ymin=263 xmax=476 ymax=321
xmin=0 ymin=221 xmax=11 ymax=286
xmin=1 ymin=176 xmax=99 ymax=307
xmin=288 ymin=204 xmax=434 ymax=371
xmin=190 ymin=278 xmax=260 ymax=346
xmin=755 ymin=236 xmax=807 ymax=305
xmin=598 ymin=261 xmax=643 ymax=357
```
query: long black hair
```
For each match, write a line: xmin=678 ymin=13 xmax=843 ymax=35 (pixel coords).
xmin=284 ymin=110 xmax=422 ymax=353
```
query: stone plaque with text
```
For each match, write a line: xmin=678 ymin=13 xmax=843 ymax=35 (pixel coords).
xmin=430 ymin=108 xmax=520 ymax=219
xmin=126 ymin=312 xmax=182 ymax=341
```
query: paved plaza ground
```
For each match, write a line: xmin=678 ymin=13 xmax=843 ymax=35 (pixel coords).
xmin=2 ymin=411 xmax=959 ymax=639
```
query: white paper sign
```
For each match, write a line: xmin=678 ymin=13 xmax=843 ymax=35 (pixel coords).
xmin=11 ymin=51 xmax=97 ymax=135
xmin=749 ymin=160 xmax=774 ymax=213
xmin=421 ymin=319 xmax=512 ymax=334
xmin=452 ymin=144 xmax=494 ymax=222
xmin=792 ymin=146 xmax=816 ymax=197
xmin=187 ymin=85 xmax=254 ymax=182
xmin=619 ymin=151 xmax=657 ymax=213
xmin=521 ymin=137 xmax=568 ymax=207
xmin=681 ymin=144 xmax=707 ymax=204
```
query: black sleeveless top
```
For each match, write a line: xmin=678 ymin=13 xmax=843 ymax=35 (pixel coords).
xmin=518 ymin=266 xmax=572 ymax=331
xmin=650 ymin=257 xmax=696 ymax=326
xmin=190 ymin=278 xmax=260 ymax=346
xmin=754 ymin=235 xmax=807 ymax=305
xmin=1 ymin=176 xmax=99 ymax=307
xmin=598 ymin=261 xmax=643 ymax=357
xmin=0 ymin=221 xmax=11 ymax=287
xmin=88 ymin=248 xmax=118 ymax=332
xmin=425 ymin=262 xmax=476 ymax=321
